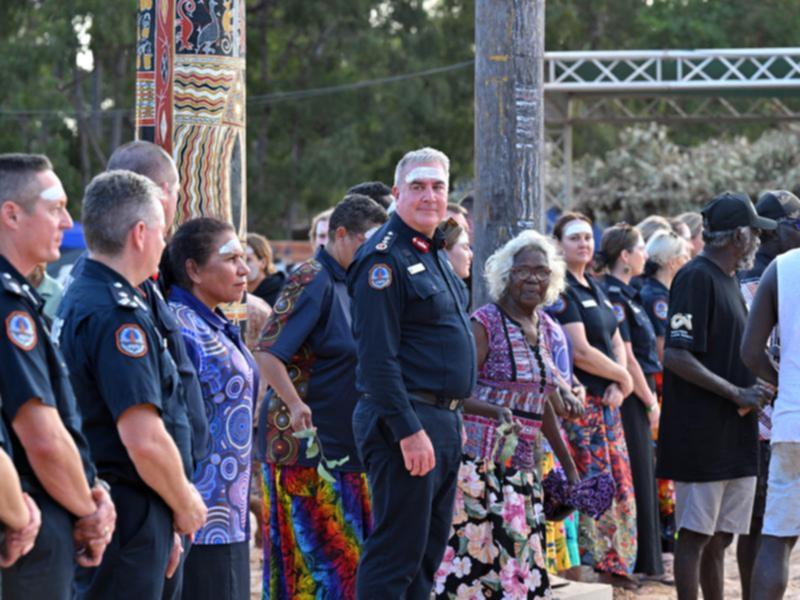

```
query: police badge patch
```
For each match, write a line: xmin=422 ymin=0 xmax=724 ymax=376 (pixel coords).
xmin=115 ymin=324 xmax=148 ymax=358
xmin=612 ymin=303 xmax=626 ymax=323
xmin=654 ymin=300 xmax=668 ymax=320
xmin=5 ymin=311 xmax=37 ymax=351
xmin=368 ymin=263 xmax=393 ymax=290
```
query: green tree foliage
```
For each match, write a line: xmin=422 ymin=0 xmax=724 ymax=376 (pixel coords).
xmin=2 ymin=1 xmax=800 ymax=235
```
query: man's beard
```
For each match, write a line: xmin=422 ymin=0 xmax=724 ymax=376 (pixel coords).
xmin=736 ymin=237 xmax=760 ymax=271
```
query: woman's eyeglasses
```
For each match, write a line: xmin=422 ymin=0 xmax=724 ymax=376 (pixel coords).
xmin=510 ymin=266 xmax=551 ymax=282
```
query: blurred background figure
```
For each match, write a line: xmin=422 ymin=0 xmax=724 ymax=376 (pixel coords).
xmin=445 ymin=202 xmax=470 ymax=239
xmin=347 ymin=181 xmax=394 ymax=211
xmin=677 ymin=211 xmax=704 ymax=257
xmin=440 ymin=218 xmax=472 ymax=280
xmin=246 ymin=233 xmax=285 ymax=306
xmin=28 ymin=263 xmax=63 ymax=320
xmin=309 ymin=208 xmax=333 ymax=249
xmin=636 ymin=215 xmax=671 ymax=244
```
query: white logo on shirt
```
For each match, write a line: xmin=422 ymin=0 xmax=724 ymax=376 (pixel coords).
xmin=671 ymin=313 xmax=693 ymax=331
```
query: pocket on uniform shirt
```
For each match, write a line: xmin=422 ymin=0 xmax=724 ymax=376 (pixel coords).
xmin=407 ymin=274 xmax=450 ymax=321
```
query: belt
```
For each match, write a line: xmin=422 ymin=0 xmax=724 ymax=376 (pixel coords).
xmin=409 ymin=391 xmax=465 ymax=412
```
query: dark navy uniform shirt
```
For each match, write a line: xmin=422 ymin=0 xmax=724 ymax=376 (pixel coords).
xmin=258 ymin=247 xmax=362 ymax=470
xmin=57 ymin=258 xmax=187 ymax=485
xmin=639 ymin=276 xmax=670 ymax=338
xmin=0 ymin=255 xmax=96 ymax=492
xmin=62 ymin=253 xmax=203 ymax=475
xmin=547 ymin=271 xmax=618 ymax=396
xmin=347 ymin=212 xmax=476 ymax=442
xmin=603 ymin=274 xmax=661 ymax=375
xmin=141 ymin=275 xmax=207 ymax=470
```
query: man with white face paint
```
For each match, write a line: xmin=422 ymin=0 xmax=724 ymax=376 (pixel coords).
xmin=0 ymin=154 xmax=116 ymax=599
xmin=348 ymin=147 xmax=476 ymax=598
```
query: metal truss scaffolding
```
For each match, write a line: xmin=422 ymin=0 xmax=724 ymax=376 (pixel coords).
xmin=542 ymin=48 xmax=800 ymax=207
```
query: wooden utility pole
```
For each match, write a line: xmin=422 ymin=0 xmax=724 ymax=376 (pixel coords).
xmin=473 ymin=0 xmax=546 ymax=308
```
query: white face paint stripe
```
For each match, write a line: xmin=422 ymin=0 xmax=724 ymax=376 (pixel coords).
xmin=456 ymin=232 xmax=470 ymax=246
xmin=563 ymin=220 xmax=593 ymax=238
xmin=218 ymin=238 xmax=244 ymax=256
xmin=405 ymin=166 xmax=447 ymax=184
xmin=40 ymin=182 xmax=67 ymax=202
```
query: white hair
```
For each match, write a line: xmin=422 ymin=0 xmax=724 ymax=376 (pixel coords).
xmin=483 ymin=230 xmax=566 ymax=304
xmin=646 ymin=230 xmax=686 ymax=267
xmin=393 ymin=147 xmax=450 ymax=187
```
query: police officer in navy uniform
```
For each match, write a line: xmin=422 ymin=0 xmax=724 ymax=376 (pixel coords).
xmin=598 ymin=223 xmax=665 ymax=580
xmin=348 ymin=147 xmax=476 ymax=598
xmin=105 ymin=140 xmax=209 ymax=599
xmin=0 ymin=154 xmax=116 ymax=599
xmin=57 ymin=170 xmax=207 ymax=600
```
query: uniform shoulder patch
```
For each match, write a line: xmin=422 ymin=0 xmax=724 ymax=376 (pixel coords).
xmin=612 ymin=302 xmax=626 ymax=323
xmin=115 ymin=323 xmax=148 ymax=358
xmin=368 ymin=263 xmax=393 ymax=290
xmin=5 ymin=310 xmax=37 ymax=351
xmin=653 ymin=299 xmax=668 ymax=320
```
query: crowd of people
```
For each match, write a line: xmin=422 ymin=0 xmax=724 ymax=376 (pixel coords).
xmin=0 ymin=141 xmax=799 ymax=600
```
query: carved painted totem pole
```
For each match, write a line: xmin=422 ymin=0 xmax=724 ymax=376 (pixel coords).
xmin=135 ymin=0 xmax=246 ymax=235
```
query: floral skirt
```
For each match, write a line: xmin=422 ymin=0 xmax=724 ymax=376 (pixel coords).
xmin=433 ymin=456 xmax=551 ymax=599
xmin=561 ymin=392 xmax=637 ymax=576
xmin=261 ymin=463 xmax=372 ymax=600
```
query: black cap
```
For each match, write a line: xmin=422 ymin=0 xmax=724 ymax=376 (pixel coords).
xmin=756 ymin=190 xmax=800 ymax=220
xmin=701 ymin=192 xmax=777 ymax=233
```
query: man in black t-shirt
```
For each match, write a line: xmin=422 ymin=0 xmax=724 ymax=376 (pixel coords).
xmin=657 ymin=192 xmax=775 ymax=600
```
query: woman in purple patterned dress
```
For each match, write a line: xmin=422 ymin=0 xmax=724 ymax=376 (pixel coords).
xmin=165 ymin=218 xmax=257 ymax=600
xmin=434 ymin=230 xmax=581 ymax=599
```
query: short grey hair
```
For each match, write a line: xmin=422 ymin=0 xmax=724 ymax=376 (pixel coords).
xmin=0 ymin=153 xmax=53 ymax=213
xmin=83 ymin=170 xmax=163 ymax=256
xmin=393 ymin=147 xmax=450 ymax=187
xmin=646 ymin=230 xmax=686 ymax=266
xmin=483 ymin=229 xmax=566 ymax=304
xmin=702 ymin=225 xmax=748 ymax=248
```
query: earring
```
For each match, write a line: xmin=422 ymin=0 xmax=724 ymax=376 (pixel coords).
xmin=622 ymin=264 xmax=631 ymax=274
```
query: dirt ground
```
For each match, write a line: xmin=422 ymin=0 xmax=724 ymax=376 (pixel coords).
xmin=613 ymin=544 xmax=800 ymax=600
xmin=247 ymin=537 xmax=800 ymax=599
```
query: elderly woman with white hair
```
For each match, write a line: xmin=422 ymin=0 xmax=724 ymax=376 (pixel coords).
xmin=434 ymin=230 xmax=581 ymax=599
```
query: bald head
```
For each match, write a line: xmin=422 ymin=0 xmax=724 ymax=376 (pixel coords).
xmin=108 ymin=141 xmax=179 ymax=229
xmin=107 ymin=141 xmax=177 ymax=187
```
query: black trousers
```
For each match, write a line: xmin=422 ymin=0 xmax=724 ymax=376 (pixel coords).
xmin=1 ymin=492 xmax=74 ymax=600
xmin=161 ymin=534 xmax=189 ymax=600
xmin=620 ymin=375 xmax=664 ymax=576
xmin=181 ymin=541 xmax=249 ymax=600
xmin=75 ymin=483 xmax=172 ymax=600
xmin=353 ymin=400 xmax=462 ymax=600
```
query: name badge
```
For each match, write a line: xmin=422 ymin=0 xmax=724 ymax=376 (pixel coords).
xmin=407 ymin=263 xmax=426 ymax=275
xmin=581 ymin=299 xmax=598 ymax=308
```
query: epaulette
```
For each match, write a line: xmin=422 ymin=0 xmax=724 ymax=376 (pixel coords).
xmin=373 ymin=230 xmax=397 ymax=253
xmin=110 ymin=282 xmax=148 ymax=312
xmin=0 ymin=272 xmax=24 ymax=297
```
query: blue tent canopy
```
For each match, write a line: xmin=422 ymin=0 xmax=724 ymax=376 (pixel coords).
xmin=61 ymin=221 xmax=86 ymax=250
